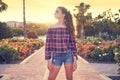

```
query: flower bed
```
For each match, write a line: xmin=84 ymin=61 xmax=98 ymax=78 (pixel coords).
xmin=0 ymin=38 xmax=44 ymax=63
xmin=76 ymin=37 xmax=120 ymax=74
xmin=76 ymin=38 xmax=120 ymax=62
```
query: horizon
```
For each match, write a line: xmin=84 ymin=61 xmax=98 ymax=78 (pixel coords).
xmin=1 ymin=0 xmax=120 ymax=23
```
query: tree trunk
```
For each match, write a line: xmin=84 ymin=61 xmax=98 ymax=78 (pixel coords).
xmin=23 ymin=0 xmax=27 ymax=38
xmin=77 ymin=25 xmax=81 ymax=38
xmin=81 ymin=25 xmax=85 ymax=39
xmin=98 ymin=31 xmax=102 ymax=38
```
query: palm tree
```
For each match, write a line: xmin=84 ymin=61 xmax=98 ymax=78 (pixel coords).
xmin=74 ymin=2 xmax=91 ymax=39
xmin=23 ymin=0 xmax=27 ymax=38
xmin=0 ymin=0 xmax=8 ymax=12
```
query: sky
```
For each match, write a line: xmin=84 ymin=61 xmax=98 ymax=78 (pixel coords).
xmin=1 ymin=0 xmax=120 ymax=23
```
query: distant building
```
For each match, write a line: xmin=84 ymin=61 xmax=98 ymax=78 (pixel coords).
xmin=7 ymin=21 xmax=23 ymax=28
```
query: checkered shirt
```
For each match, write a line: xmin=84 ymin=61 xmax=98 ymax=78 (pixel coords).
xmin=45 ymin=27 xmax=78 ymax=60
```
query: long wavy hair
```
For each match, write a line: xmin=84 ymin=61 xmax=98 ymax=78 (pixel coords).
xmin=58 ymin=6 xmax=75 ymax=36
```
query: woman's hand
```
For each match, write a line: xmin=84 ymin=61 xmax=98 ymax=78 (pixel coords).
xmin=47 ymin=60 xmax=53 ymax=71
xmin=72 ymin=56 xmax=77 ymax=72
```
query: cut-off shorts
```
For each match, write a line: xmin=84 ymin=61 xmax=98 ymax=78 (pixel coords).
xmin=51 ymin=50 xmax=74 ymax=66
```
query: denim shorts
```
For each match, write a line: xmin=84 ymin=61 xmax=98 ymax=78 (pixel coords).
xmin=51 ymin=51 xmax=74 ymax=66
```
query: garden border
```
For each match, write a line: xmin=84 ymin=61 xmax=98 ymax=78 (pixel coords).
xmin=20 ymin=49 xmax=40 ymax=64
xmin=78 ymin=56 xmax=112 ymax=80
xmin=0 ymin=74 xmax=10 ymax=80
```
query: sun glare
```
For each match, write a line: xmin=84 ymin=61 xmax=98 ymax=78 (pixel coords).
xmin=1 ymin=0 xmax=120 ymax=23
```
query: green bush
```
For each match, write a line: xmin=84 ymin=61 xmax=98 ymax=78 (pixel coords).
xmin=0 ymin=46 xmax=18 ymax=63
xmin=11 ymin=28 xmax=24 ymax=36
xmin=116 ymin=36 xmax=120 ymax=42
xmin=89 ymin=47 xmax=115 ymax=62
xmin=0 ymin=22 xmax=13 ymax=40
xmin=114 ymin=52 xmax=120 ymax=74
xmin=90 ymin=48 xmax=104 ymax=60
xmin=114 ymin=43 xmax=120 ymax=74
xmin=27 ymin=30 xmax=38 ymax=39
xmin=102 ymin=46 xmax=115 ymax=62
xmin=36 ymin=28 xmax=47 ymax=35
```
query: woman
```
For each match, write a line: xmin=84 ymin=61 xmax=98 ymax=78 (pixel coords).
xmin=45 ymin=6 xmax=78 ymax=80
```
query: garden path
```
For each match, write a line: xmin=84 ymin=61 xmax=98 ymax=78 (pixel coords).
xmin=0 ymin=46 xmax=111 ymax=80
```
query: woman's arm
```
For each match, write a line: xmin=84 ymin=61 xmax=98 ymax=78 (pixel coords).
xmin=45 ymin=29 xmax=52 ymax=60
xmin=69 ymin=35 xmax=78 ymax=60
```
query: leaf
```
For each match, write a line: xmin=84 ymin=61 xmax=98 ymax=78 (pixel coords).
xmin=119 ymin=9 xmax=120 ymax=13
xmin=0 ymin=2 xmax=8 ymax=12
xmin=73 ymin=9 xmax=76 ymax=11
xmin=115 ymin=13 xmax=119 ymax=16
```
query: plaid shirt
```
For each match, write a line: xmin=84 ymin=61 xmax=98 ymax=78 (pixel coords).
xmin=45 ymin=27 xmax=78 ymax=60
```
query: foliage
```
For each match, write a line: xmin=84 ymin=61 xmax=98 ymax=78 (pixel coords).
xmin=114 ymin=52 xmax=120 ymax=74
xmin=76 ymin=38 xmax=119 ymax=62
xmin=89 ymin=46 xmax=115 ymax=62
xmin=90 ymin=48 xmax=104 ymax=60
xmin=11 ymin=28 xmax=24 ymax=36
xmin=74 ymin=7 xmax=120 ymax=40
xmin=0 ymin=45 xmax=18 ymax=63
xmin=114 ymin=37 xmax=120 ymax=74
xmin=92 ymin=9 xmax=120 ymax=39
xmin=36 ymin=28 xmax=48 ymax=35
xmin=74 ymin=2 xmax=92 ymax=38
xmin=84 ymin=26 xmax=98 ymax=36
xmin=0 ymin=38 xmax=44 ymax=62
xmin=0 ymin=0 xmax=8 ymax=12
xmin=26 ymin=22 xmax=52 ymax=35
xmin=0 ymin=22 xmax=13 ymax=40
xmin=27 ymin=30 xmax=38 ymax=39
xmin=116 ymin=36 xmax=120 ymax=42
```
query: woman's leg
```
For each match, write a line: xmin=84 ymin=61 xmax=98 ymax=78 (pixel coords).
xmin=64 ymin=63 xmax=73 ymax=80
xmin=48 ymin=64 xmax=61 ymax=80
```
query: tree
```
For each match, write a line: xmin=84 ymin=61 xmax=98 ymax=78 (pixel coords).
xmin=0 ymin=22 xmax=13 ymax=40
xmin=0 ymin=0 xmax=8 ymax=12
xmin=23 ymin=0 xmax=27 ymax=38
xmin=93 ymin=9 xmax=120 ymax=39
xmin=74 ymin=2 xmax=92 ymax=39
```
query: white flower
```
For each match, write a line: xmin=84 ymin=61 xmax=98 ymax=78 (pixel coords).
xmin=99 ymin=54 xmax=101 ymax=57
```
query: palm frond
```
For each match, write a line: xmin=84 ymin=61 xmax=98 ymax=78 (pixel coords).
xmin=0 ymin=2 xmax=8 ymax=12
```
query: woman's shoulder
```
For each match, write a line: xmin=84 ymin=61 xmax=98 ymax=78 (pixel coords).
xmin=48 ymin=24 xmax=67 ymax=29
xmin=48 ymin=24 xmax=57 ymax=29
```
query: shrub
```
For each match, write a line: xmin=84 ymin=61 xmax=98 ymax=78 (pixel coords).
xmin=0 ymin=38 xmax=44 ymax=60
xmin=90 ymin=48 xmax=104 ymax=60
xmin=116 ymin=36 xmax=120 ymax=42
xmin=102 ymin=46 xmax=115 ymax=62
xmin=11 ymin=28 xmax=24 ymax=36
xmin=0 ymin=22 xmax=13 ymax=40
xmin=114 ymin=52 xmax=120 ymax=74
xmin=114 ymin=41 xmax=120 ymax=74
xmin=27 ymin=30 xmax=38 ymax=39
xmin=0 ymin=46 xmax=18 ymax=63
xmin=77 ymin=38 xmax=118 ymax=62
xmin=36 ymin=28 xmax=47 ymax=35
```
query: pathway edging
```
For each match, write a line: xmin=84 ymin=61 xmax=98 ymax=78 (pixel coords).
xmin=20 ymin=50 xmax=40 ymax=64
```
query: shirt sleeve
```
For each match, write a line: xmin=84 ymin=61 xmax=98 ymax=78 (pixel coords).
xmin=45 ymin=29 xmax=52 ymax=60
xmin=69 ymin=35 xmax=78 ymax=60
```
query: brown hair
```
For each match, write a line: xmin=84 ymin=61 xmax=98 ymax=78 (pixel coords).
xmin=58 ymin=6 xmax=75 ymax=36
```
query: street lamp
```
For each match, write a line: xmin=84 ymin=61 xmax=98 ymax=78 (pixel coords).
xmin=23 ymin=0 xmax=27 ymax=38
